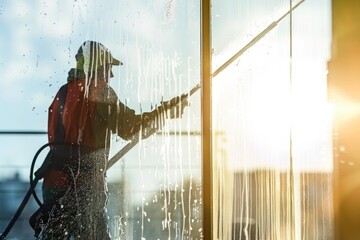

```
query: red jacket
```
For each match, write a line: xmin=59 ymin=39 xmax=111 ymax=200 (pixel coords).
xmin=44 ymin=69 xmax=151 ymax=188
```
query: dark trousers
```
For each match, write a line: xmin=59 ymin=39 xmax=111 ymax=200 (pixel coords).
xmin=38 ymin=185 xmax=110 ymax=240
xmin=34 ymin=152 xmax=111 ymax=240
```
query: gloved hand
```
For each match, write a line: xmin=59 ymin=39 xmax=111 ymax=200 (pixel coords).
xmin=140 ymin=94 xmax=190 ymax=139
xmin=161 ymin=94 xmax=189 ymax=119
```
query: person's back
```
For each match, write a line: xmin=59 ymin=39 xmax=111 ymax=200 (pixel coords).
xmin=49 ymin=71 xmax=120 ymax=150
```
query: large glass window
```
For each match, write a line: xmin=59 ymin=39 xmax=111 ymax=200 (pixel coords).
xmin=0 ymin=1 xmax=201 ymax=239
xmin=0 ymin=0 xmax=334 ymax=239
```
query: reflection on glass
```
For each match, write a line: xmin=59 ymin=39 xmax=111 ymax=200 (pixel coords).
xmin=212 ymin=0 xmax=333 ymax=239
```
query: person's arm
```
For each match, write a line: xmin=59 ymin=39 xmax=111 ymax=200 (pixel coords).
xmin=95 ymin=86 xmax=146 ymax=140
xmin=97 ymin=87 xmax=188 ymax=141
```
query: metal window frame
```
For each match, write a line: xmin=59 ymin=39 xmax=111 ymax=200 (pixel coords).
xmin=201 ymin=0 xmax=213 ymax=239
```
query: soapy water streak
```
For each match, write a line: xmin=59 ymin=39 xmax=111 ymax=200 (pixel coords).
xmin=127 ymin=47 xmax=201 ymax=239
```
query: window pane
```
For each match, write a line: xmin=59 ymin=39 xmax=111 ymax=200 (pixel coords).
xmin=212 ymin=0 xmax=333 ymax=239
xmin=0 ymin=1 xmax=202 ymax=239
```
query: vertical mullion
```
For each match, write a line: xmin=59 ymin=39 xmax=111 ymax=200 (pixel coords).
xmin=201 ymin=0 xmax=212 ymax=239
xmin=289 ymin=0 xmax=295 ymax=239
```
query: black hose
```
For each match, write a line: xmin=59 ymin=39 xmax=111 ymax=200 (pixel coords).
xmin=0 ymin=142 xmax=56 ymax=240
xmin=29 ymin=142 xmax=56 ymax=207
xmin=0 ymin=179 xmax=39 ymax=240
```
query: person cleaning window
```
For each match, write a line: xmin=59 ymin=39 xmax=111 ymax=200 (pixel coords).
xmin=30 ymin=41 xmax=188 ymax=239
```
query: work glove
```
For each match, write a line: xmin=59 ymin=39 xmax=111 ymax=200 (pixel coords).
xmin=139 ymin=94 xmax=190 ymax=139
xmin=160 ymin=94 xmax=189 ymax=119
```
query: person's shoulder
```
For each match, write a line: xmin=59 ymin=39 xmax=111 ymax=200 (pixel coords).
xmin=55 ymin=68 xmax=82 ymax=93
xmin=57 ymin=83 xmax=69 ymax=94
xmin=67 ymin=68 xmax=86 ymax=83
xmin=102 ymin=85 xmax=119 ymax=104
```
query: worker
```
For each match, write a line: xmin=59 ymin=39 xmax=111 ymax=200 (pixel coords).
xmin=29 ymin=40 xmax=187 ymax=239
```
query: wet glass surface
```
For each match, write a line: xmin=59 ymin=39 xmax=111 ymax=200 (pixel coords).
xmin=0 ymin=1 xmax=201 ymax=239
xmin=0 ymin=0 xmax=335 ymax=239
xmin=212 ymin=0 xmax=333 ymax=239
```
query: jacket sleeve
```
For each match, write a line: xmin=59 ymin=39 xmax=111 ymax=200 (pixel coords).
xmin=113 ymin=101 xmax=142 ymax=140
xmin=95 ymin=87 xmax=161 ymax=141
xmin=96 ymin=86 xmax=187 ymax=140
xmin=98 ymin=100 xmax=165 ymax=141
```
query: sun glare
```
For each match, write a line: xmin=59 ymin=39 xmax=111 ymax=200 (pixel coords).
xmin=212 ymin=42 xmax=333 ymax=172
